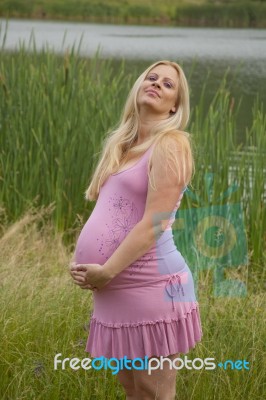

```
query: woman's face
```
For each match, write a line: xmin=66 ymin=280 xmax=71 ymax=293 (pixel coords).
xmin=137 ymin=64 xmax=179 ymax=117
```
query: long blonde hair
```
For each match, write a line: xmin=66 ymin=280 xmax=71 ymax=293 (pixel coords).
xmin=85 ymin=60 xmax=195 ymax=201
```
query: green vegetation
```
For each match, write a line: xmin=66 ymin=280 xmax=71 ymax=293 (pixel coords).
xmin=0 ymin=47 xmax=265 ymax=265
xmin=0 ymin=25 xmax=265 ymax=400
xmin=0 ymin=0 xmax=266 ymax=27
xmin=0 ymin=211 xmax=265 ymax=399
xmin=0 ymin=49 xmax=130 ymax=234
xmin=176 ymin=1 xmax=266 ymax=28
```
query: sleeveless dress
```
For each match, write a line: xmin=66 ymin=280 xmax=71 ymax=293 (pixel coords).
xmin=74 ymin=145 xmax=203 ymax=359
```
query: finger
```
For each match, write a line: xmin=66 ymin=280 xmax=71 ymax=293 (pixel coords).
xmin=80 ymin=285 xmax=98 ymax=291
xmin=75 ymin=265 xmax=87 ymax=272
xmin=71 ymin=275 xmax=95 ymax=286
xmin=79 ymin=282 xmax=98 ymax=290
xmin=71 ymin=271 xmax=86 ymax=278
xmin=72 ymin=277 xmax=86 ymax=284
xmin=70 ymin=263 xmax=87 ymax=272
xmin=70 ymin=272 xmax=81 ymax=280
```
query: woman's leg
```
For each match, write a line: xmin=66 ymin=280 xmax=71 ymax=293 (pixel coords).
xmin=116 ymin=367 xmax=137 ymax=400
xmin=133 ymin=353 xmax=180 ymax=400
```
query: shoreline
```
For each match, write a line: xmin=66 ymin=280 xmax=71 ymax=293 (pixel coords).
xmin=1 ymin=2 xmax=266 ymax=29
xmin=1 ymin=14 xmax=266 ymax=29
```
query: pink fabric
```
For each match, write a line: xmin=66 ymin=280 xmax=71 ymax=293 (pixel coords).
xmin=74 ymin=145 xmax=203 ymax=359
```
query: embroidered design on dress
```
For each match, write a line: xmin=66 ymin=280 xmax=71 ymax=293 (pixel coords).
xmin=96 ymin=194 xmax=139 ymax=260
xmin=129 ymin=254 xmax=154 ymax=276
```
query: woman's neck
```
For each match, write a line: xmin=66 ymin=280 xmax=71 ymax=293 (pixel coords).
xmin=137 ymin=110 xmax=168 ymax=145
xmin=136 ymin=121 xmax=155 ymax=145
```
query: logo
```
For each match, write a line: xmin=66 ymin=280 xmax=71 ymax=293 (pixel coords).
xmin=54 ymin=354 xmax=250 ymax=375
xmin=172 ymin=173 xmax=248 ymax=298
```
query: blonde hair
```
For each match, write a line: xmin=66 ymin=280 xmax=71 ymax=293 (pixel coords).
xmin=85 ymin=60 xmax=195 ymax=201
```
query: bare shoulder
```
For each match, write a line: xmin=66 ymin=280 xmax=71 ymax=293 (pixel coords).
xmin=150 ymin=130 xmax=191 ymax=170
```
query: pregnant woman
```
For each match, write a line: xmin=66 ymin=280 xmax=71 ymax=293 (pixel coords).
xmin=70 ymin=60 xmax=203 ymax=400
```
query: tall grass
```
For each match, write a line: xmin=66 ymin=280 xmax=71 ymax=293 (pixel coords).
xmin=189 ymin=73 xmax=266 ymax=266
xmin=0 ymin=210 xmax=265 ymax=399
xmin=0 ymin=44 xmax=265 ymax=266
xmin=0 ymin=47 xmax=131 ymax=234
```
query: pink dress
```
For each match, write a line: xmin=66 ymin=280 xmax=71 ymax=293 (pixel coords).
xmin=74 ymin=145 xmax=203 ymax=359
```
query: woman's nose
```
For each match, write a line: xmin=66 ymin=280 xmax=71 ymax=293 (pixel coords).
xmin=152 ymin=81 xmax=160 ymax=88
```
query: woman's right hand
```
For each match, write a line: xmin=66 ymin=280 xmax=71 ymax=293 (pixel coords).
xmin=69 ymin=261 xmax=98 ymax=292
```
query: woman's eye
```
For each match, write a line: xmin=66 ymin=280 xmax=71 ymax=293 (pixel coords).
xmin=148 ymin=76 xmax=156 ymax=81
xmin=164 ymin=82 xmax=172 ymax=88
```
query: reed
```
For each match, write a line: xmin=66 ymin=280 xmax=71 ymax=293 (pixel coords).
xmin=0 ymin=43 xmax=265 ymax=267
xmin=0 ymin=47 xmax=130 ymax=233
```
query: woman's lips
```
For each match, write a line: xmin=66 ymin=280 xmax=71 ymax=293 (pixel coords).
xmin=145 ymin=89 xmax=160 ymax=98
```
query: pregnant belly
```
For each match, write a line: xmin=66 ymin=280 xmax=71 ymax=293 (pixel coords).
xmin=74 ymin=213 xmax=123 ymax=265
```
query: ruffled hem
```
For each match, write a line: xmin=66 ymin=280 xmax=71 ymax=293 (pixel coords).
xmin=85 ymin=304 xmax=203 ymax=359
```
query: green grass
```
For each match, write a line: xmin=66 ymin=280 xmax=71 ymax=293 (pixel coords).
xmin=0 ymin=0 xmax=266 ymax=27
xmin=0 ymin=211 xmax=265 ymax=399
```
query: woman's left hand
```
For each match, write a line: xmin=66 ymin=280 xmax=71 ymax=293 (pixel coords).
xmin=70 ymin=262 xmax=113 ymax=291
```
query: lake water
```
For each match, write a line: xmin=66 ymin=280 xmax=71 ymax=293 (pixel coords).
xmin=0 ymin=18 xmax=265 ymax=137
xmin=1 ymin=19 xmax=265 ymax=60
